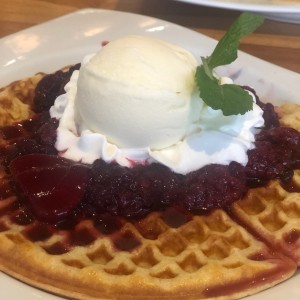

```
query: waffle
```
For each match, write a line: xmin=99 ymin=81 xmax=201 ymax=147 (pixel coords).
xmin=0 ymin=72 xmax=299 ymax=300
xmin=231 ymin=172 xmax=300 ymax=265
xmin=231 ymin=105 xmax=300 ymax=265
xmin=0 ymin=73 xmax=43 ymax=126
xmin=277 ymin=103 xmax=300 ymax=131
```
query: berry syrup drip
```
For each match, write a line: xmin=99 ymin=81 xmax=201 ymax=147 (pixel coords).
xmin=0 ymin=67 xmax=299 ymax=253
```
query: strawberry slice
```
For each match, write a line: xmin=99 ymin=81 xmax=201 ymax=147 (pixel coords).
xmin=10 ymin=154 xmax=90 ymax=223
xmin=10 ymin=153 xmax=70 ymax=175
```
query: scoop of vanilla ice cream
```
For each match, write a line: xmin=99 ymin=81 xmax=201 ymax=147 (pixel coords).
xmin=74 ymin=35 xmax=199 ymax=149
xmin=50 ymin=35 xmax=264 ymax=174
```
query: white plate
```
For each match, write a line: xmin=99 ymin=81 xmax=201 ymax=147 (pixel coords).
xmin=174 ymin=0 xmax=300 ymax=23
xmin=0 ymin=8 xmax=299 ymax=300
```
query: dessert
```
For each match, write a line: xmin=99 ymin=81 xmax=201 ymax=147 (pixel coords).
xmin=0 ymin=13 xmax=299 ymax=300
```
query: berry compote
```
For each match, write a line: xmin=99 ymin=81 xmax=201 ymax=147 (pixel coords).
xmin=1 ymin=66 xmax=300 ymax=228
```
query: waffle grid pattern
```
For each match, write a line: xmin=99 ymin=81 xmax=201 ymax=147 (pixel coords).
xmin=0 ymin=202 xmax=288 ymax=278
xmin=231 ymin=171 xmax=300 ymax=265
xmin=0 ymin=184 xmax=297 ymax=300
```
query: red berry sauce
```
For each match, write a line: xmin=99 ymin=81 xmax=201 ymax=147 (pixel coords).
xmin=0 ymin=67 xmax=299 ymax=253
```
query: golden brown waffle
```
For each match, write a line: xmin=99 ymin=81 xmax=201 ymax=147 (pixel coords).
xmin=231 ymin=172 xmax=300 ymax=265
xmin=0 ymin=73 xmax=299 ymax=299
xmin=230 ymin=104 xmax=300 ymax=266
xmin=0 ymin=199 xmax=296 ymax=299
xmin=277 ymin=103 xmax=300 ymax=131
xmin=0 ymin=74 xmax=43 ymax=126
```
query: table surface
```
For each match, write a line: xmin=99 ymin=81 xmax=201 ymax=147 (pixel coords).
xmin=1 ymin=0 xmax=300 ymax=73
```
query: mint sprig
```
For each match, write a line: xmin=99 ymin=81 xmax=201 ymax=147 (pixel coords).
xmin=196 ymin=13 xmax=264 ymax=116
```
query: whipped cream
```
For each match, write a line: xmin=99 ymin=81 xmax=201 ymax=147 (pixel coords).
xmin=50 ymin=36 xmax=264 ymax=174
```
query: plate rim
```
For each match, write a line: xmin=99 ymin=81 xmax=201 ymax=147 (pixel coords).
xmin=173 ymin=0 xmax=300 ymax=12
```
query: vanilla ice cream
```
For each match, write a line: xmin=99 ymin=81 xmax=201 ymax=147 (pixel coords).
xmin=50 ymin=35 xmax=265 ymax=174
xmin=74 ymin=35 xmax=199 ymax=149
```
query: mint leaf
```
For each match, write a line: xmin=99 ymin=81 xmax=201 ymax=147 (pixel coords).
xmin=196 ymin=13 xmax=264 ymax=116
xmin=208 ymin=13 xmax=264 ymax=70
xmin=196 ymin=66 xmax=254 ymax=116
